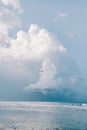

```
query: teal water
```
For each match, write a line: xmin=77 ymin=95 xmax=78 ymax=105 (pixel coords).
xmin=0 ymin=102 xmax=87 ymax=130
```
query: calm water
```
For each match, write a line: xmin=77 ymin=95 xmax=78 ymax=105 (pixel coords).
xmin=0 ymin=102 xmax=87 ymax=130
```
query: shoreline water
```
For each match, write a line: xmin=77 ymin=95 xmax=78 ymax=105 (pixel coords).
xmin=0 ymin=101 xmax=87 ymax=130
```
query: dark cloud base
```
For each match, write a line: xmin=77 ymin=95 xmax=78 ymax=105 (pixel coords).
xmin=0 ymin=89 xmax=86 ymax=103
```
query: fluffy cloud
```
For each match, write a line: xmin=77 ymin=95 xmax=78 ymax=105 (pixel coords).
xmin=9 ymin=24 xmax=66 ymax=62
xmin=1 ymin=0 xmax=22 ymax=12
xmin=0 ymin=24 xmax=82 ymax=95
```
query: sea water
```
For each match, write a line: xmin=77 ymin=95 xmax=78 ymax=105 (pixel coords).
xmin=0 ymin=102 xmax=87 ymax=130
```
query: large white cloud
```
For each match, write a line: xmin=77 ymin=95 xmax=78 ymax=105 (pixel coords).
xmin=0 ymin=24 xmax=82 ymax=95
xmin=10 ymin=24 xmax=66 ymax=61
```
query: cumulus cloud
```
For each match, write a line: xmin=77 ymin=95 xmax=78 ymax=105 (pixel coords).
xmin=9 ymin=24 xmax=65 ymax=62
xmin=0 ymin=23 xmax=83 ymax=95
xmin=1 ymin=0 xmax=22 ymax=12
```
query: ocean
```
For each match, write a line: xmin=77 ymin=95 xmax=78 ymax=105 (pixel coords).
xmin=0 ymin=102 xmax=87 ymax=130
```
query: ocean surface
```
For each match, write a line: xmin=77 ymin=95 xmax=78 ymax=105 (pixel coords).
xmin=0 ymin=102 xmax=87 ymax=130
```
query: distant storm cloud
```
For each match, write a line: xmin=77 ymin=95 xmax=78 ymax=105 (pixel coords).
xmin=0 ymin=23 xmax=82 ymax=95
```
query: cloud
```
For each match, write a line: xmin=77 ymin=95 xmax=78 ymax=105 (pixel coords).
xmin=53 ymin=11 xmax=67 ymax=21
xmin=0 ymin=24 xmax=66 ymax=86
xmin=70 ymin=74 xmax=80 ymax=85
xmin=9 ymin=24 xmax=65 ymax=62
xmin=0 ymin=7 xmax=21 ymax=43
xmin=1 ymin=0 xmax=22 ymax=12
xmin=0 ymin=2 xmax=21 ymax=46
xmin=26 ymin=59 xmax=58 ymax=94
xmin=0 ymin=23 xmax=84 ymax=97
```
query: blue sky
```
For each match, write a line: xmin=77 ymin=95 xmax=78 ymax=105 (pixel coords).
xmin=0 ymin=0 xmax=87 ymax=102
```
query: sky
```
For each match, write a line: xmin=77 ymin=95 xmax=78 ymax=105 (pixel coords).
xmin=0 ymin=0 xmax=87 ymax=102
